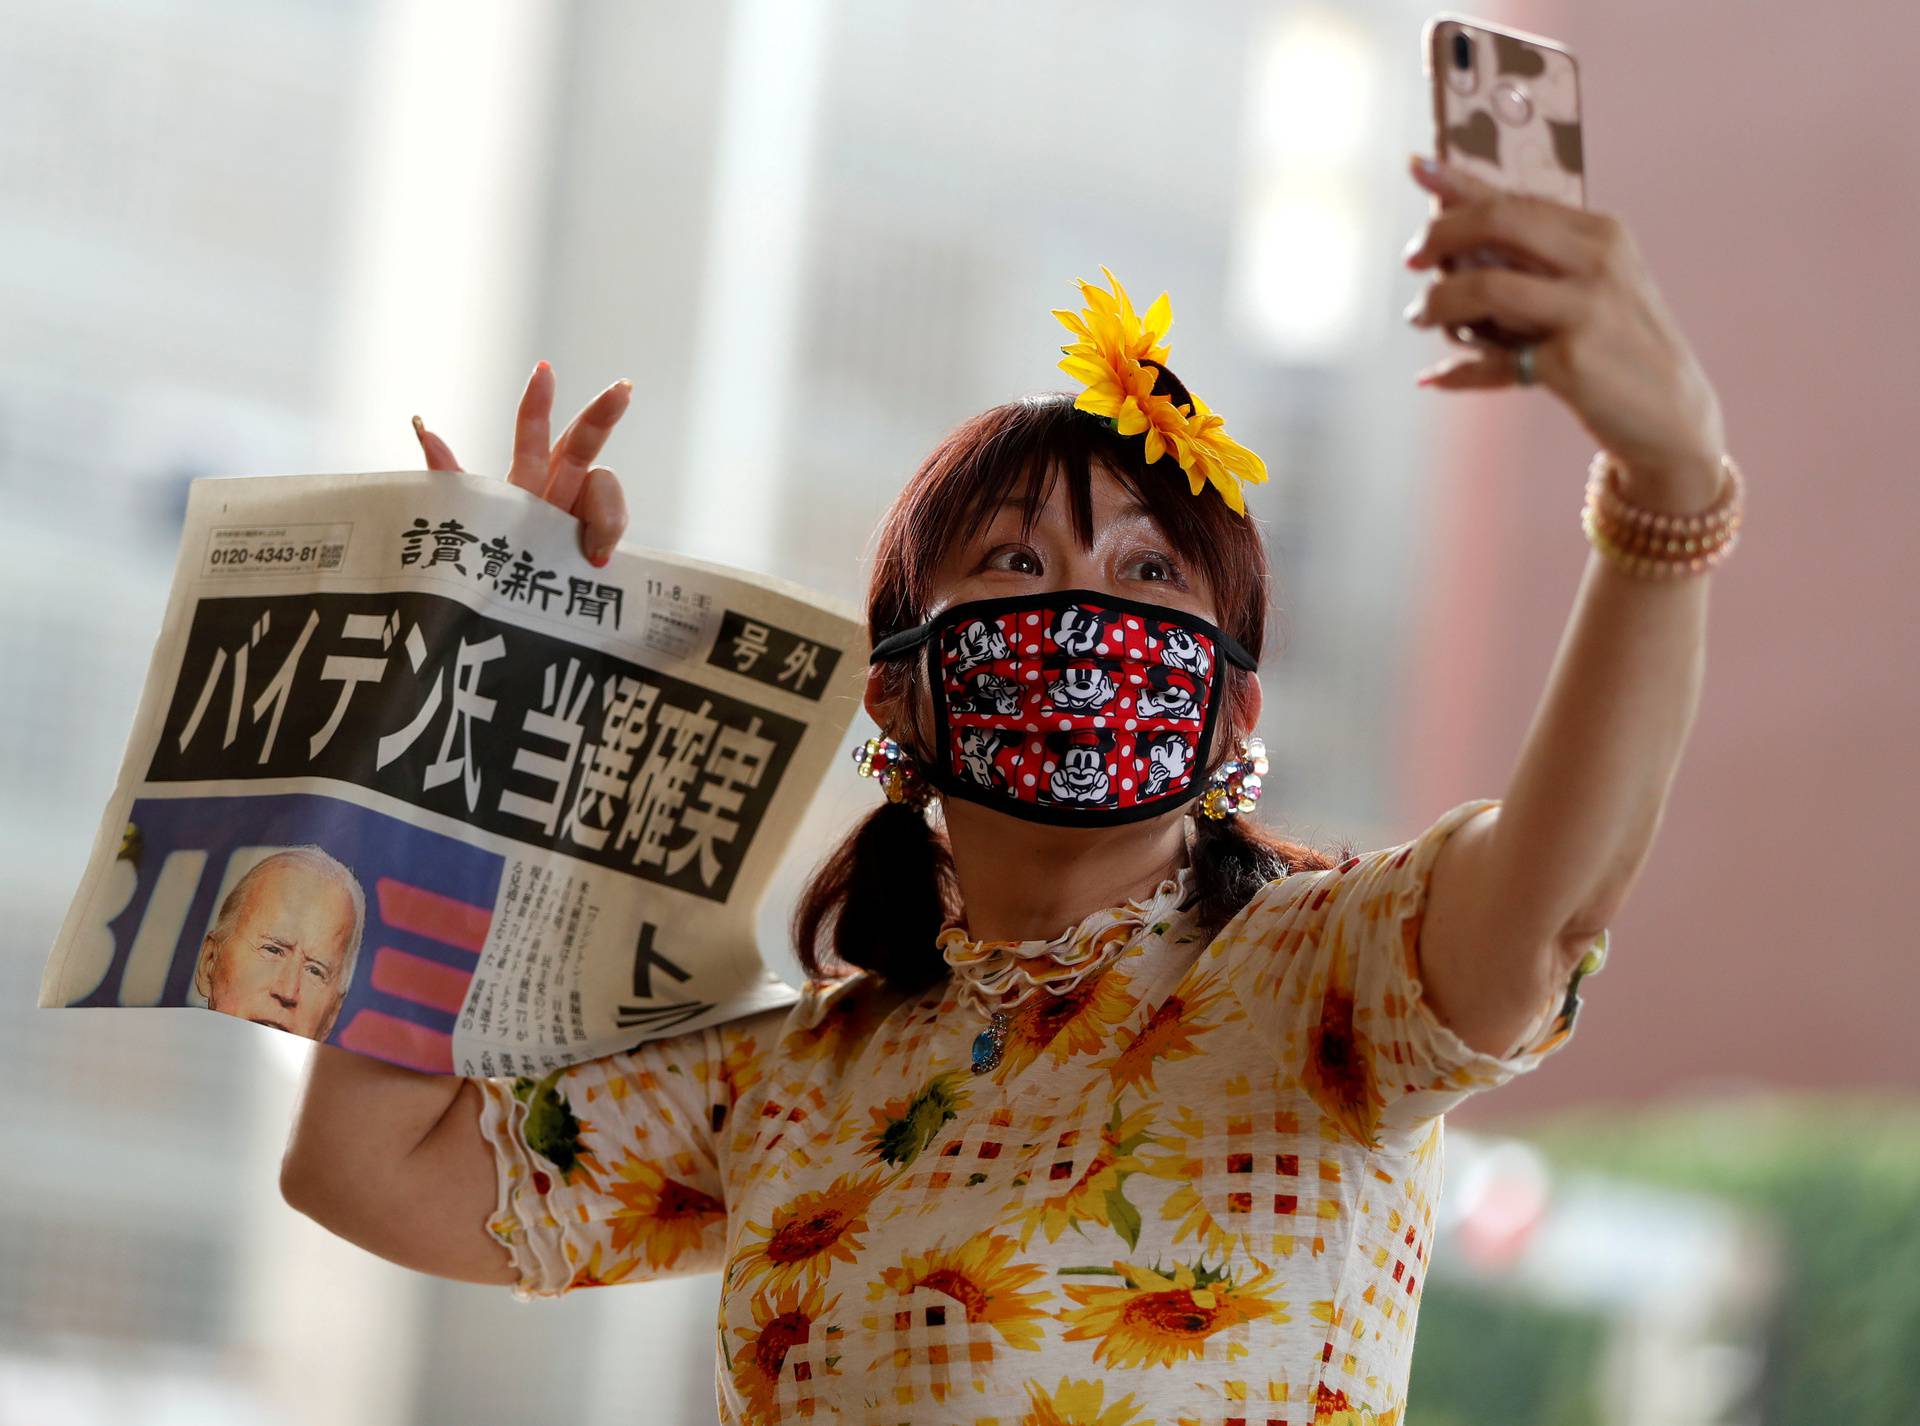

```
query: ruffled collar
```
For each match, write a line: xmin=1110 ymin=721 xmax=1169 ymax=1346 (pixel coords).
xmin=937 ymin=866 xmax=1193 ymax=1019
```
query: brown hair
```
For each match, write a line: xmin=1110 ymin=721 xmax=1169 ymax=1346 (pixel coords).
xmin=791 ymin=392 xmax=1354 ymax=987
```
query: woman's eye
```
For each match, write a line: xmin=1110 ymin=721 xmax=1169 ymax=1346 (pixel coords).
xmin=984 ymin=545 xmax=1043 ymax=575
xmin=1122 ymin=552 xmax=1182 ymax=584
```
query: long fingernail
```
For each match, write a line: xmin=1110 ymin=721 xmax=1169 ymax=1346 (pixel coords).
xmin=412 ymin=414 xmax=426 ymax=439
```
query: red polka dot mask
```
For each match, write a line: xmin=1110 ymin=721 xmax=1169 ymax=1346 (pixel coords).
xmin=868 ymin=591 xmax=1256 ymax=827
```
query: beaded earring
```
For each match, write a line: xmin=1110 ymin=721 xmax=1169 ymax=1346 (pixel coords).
xmin=1198 ymin=736 xmax=1268 ymax=821
xmin=851 ymin=735 xmax=934 ymax=811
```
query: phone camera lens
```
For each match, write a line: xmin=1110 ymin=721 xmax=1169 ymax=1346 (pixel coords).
xmin=1452 ymin=32 xmax=1473 ymax=69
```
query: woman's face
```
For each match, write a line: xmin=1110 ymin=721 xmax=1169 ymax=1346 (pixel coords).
xmin=872 ymin=462 xmax=1241 ymax=757
xmin=927 ymin=462 xmax=1219 ymax=625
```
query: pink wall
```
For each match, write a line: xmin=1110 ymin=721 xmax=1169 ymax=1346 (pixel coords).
xmin=1399 ymin=3 xmax=1919 ymax=1126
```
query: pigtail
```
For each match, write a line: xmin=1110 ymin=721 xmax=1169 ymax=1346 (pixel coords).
xmin=1185 ymin=810 xmax=1355 ymax=940
xmin=791 ymin=800 xmax=959 ymax=990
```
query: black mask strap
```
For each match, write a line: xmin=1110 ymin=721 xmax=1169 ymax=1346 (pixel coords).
xmin=868 ymin=621 xmax=933 ymax=663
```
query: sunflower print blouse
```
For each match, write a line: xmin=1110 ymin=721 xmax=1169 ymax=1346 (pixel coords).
xmin=476 ymin=798 xmax=1606 ymax=1425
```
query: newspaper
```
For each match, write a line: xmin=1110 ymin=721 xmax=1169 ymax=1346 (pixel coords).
xmin=39 ymin=470 xmax=865 ymax=1077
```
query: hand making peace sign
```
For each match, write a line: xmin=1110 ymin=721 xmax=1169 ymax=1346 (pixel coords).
xmin=412 ymin=361 xmax=633 ymax=566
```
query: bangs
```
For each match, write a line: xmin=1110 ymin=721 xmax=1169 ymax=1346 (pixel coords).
xmin=878 ymin=393 xmax=1267 ymax=658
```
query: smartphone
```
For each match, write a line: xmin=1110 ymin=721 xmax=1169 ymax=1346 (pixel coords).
xmin=1421 ymin=13 xmax=1586 ymax=349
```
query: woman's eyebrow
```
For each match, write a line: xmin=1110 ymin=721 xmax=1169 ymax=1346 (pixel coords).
xmin=1097 ymin=501 xmax=1158 ymax=530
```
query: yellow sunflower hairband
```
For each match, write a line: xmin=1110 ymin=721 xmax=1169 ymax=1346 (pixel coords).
xmin=1053 ymin=266 xmax=1269 ymax=515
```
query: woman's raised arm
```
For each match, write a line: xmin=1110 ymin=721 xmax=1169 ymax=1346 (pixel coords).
xmin=280 ymin=363 xmax=633 ymax=1281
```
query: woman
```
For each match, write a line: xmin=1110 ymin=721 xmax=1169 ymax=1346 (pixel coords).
xmin=282 ymin=155 xmax=1738 ymax=1424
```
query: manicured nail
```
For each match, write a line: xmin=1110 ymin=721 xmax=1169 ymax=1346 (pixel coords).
xmin=615 ymin=378 xmax=633 ymax=394
xmin=588 ymin=547 xmax=612 ymax=567
xmin=411 ymin=414 xmax=426 ymax=439
xmin=1416 ymin=157 xmax=1464 ymax=199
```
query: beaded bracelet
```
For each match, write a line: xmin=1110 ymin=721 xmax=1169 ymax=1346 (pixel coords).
xmin=1581 ymin=449 xmax=1744 ymax=580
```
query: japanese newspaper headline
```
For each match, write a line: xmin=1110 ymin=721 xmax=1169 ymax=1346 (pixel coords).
xmin=40 ymin=470 xmax=866 ymax=1076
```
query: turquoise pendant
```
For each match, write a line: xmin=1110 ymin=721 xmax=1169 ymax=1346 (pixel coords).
xmin=970 ymin=1012 xmax=1010 ymax=1074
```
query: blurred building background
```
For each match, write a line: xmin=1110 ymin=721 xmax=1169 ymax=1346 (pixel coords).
xmin=1 ymin=1 xmax=1913 ymax=1423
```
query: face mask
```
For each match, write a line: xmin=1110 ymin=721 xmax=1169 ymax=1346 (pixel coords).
xmin=868 ymin=589 xmax=1256 ymax=827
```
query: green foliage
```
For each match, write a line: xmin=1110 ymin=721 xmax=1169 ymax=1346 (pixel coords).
xmin=1408 ymin=1279 xmax=1606 ymax=1426
xmin=1528 ymin=1095 xmax=1920 ymax=1426
xmin=1409 ymin=1096 xmax=1920 ymax=1426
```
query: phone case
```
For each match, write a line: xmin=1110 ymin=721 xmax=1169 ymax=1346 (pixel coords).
xmin=1421 ymin=13 xmax=1585 ymax=348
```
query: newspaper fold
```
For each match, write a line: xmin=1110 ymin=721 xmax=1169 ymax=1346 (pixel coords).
xmin=40 ymin=470 xmax=866 ymax=1076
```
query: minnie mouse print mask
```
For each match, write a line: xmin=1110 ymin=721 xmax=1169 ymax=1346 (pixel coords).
xmin=868 ymin=591 xmax=1257 ymax=827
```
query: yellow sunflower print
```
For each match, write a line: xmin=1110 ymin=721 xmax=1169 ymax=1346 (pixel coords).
xmin=1095 ymin=967 xmax=1237 ymax=1096
xmin=603 ymin=1152 xmax=725 ymax=1271
xmin=1060 ymin=1259 xmax=1289 ymax=1369
xmin=1003 ymin=1103 xmax=1157 ymax=1247
xmin=731 ymin=1169 xmax=889 ymax=1294
xmin=1140 ymin=1105 xmax=1245 ymax=1262
xmin=729 ymin=1281 xmax=842 ymax=1421
xmin=1022 ymin=1376 xmax=1152 ymax=1426
xmin=865 ymin=1232 xmax=1053 ymax=1353
xmin=1298 ymin=931 xmax=1386 ymax=1150
xmin=993 ymin=963 xmax=1136 ymax=1081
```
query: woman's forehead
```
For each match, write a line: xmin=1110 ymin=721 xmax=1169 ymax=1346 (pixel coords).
xmin=982 ymin=461 xmax=1156 ymax=538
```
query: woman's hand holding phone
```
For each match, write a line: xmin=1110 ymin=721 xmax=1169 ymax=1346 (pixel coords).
xmin=1397 ymin=151 xmax=1726 ymax=494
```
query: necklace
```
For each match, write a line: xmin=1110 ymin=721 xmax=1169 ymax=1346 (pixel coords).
xmin=970 ymin=1011 xmax=1013 ymax=1074
xmin=942 ymin=867 xmax=1192 ymax=1076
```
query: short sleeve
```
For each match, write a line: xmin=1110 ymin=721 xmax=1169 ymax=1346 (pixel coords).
xmin=1209 ymin=798 xmax=1606 ymax=1152
xmin=475 ymin=1005 xmax=786 ymax=1298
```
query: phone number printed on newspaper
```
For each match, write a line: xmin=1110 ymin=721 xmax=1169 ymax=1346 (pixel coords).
xmin=146 ymin=591 xmax=804 ymax=902
xmin=204 ymin=523 xmax=353 ymax=577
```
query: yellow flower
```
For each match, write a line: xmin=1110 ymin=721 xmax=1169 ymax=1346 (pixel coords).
xmin=730 ymin=1281 xmax=842 ymax=1421
xmin=560 ymin=1239 xmax=641 ymax=1291
xmin=1310 ymin=1383 xmax=1398 ymax=1424
xmin=603 ymin=1153 xmax=725 ymax=1271
xmin=1094 ymin=966 xmax=1237 ymax=1096
xmin=1023 ymin=1377 xmax=1152 ymax=1426
xmin=1297 ymin=931 xmax=1385 ymax=1150
xmin=1173 ymin=389 xmax=1269 ymax=516
xmin=1054 ymin=265 xmax=1173 ymax=378
xmin=781 ymin=978 xmax=889 ymax=1078
xmin=1003 ymin=1103 xmax=1157 ymax=1247
xmin=1053 ymin=266 xmax=1268 ymax=514
xmin=731 ymin=1169 xmax=888 ymax=1294
xmin=1060 ymin=1259 xmax=1289 ymax=1370
xmin=865 ymin=1232 xmax=1053 ymax=1352
xmin=717 ymin=1027 xmax=765 ymax=1104
xmin=993 ymin=963 xmax=1136 ymax=1081
xmin=1141 ymin=1106 xmax=1244 ymax=1262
